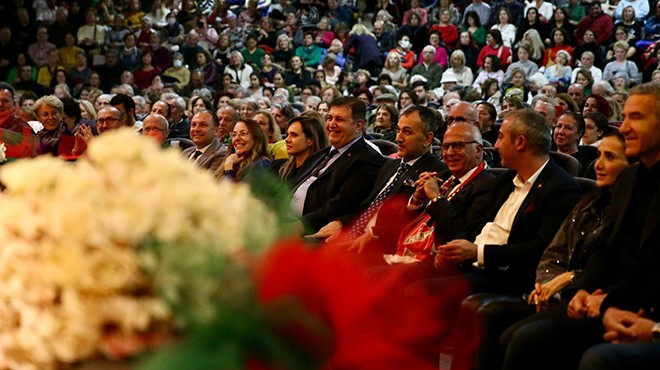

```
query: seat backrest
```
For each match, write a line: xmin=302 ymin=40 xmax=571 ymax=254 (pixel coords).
xmin=370 ymin=139 xmax=398 ymax=156
xmin=549 ymin=151 xmax=581 ymax=176
xmin=164 ymin=138 xmax=196 ymax=150
xmin=483 ymin=147 xmax=502 ymax=168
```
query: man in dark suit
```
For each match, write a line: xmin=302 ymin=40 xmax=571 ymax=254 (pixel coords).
xmin=411 ymin=121 xmax=495 ymax=246
xmin=500 ymin=83 xmax=660 ymax=370
xmin=308 ymin=105 xmax=447 ymax=249
xmin=182 ymin=110 xmax=226 ymax=173
xmin=291 ymin=96 xmax=384 ymax=233
xmin=431 ymin=109 xmax=582 ymax=293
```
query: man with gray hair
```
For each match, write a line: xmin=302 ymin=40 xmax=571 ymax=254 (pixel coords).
xmin=162 ymin=93 xmax=191 ymax=140
xmin=591 ymin=80 xmax=614 ymax=97
xmin=410 ymin=45 xmax=444 ymax=89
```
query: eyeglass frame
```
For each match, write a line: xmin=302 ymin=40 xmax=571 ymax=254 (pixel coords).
xmin=440 ymin=140 xmax=480 ymax=151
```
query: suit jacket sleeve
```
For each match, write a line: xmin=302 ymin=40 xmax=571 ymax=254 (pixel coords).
xmin=426 ymin=171 xmax=495 ymax=241
xmin=302 ymin=147 xmax=384 ymax=231
xmin=482 ymin=165 xmax=583 ymax=285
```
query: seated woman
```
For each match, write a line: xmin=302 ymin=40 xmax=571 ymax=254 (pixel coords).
xmin=253 ymin=110 xmax=284 ymax=159
xmin=372 ymin=103 xmax=399 ymax=142
xmin=271 ymin=114 xmax=328 ymax=183
xmin=542 ymin=28 xmax=574 ymax=69
xmin=603 ymin=40 xmax=640 ymax=85
xmin=33 ymin=95 xmax=75 ymax=156
xmin=544 ymin=50 xmax=572 ymax=92
xmin=473 ymin=55 xmax=504 ymax=91
xmin=216 ymin=118 xmax=271 ymax=182
xmin=553 ymin=112 xmax=599 ymax=176
xmin=454 ymin=131 xmax=632 ymax=370
xmin=582 ymin=94 xmax=613 ymax=121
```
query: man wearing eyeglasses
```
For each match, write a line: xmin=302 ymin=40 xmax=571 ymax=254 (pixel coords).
xmin=446 ymin=101 xmax=479 ymax=127
xmin=182 ymin=110 xmax=226 ymax=172
xmin=142 ymin=114 xmax=170 ymax=144
xmin=96 ymin=106 xmax=125 ymax=135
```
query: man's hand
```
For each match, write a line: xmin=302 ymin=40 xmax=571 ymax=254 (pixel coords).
xmin=305 ymin=220 xmax=343 ymax=241
xmin=567 ymin=289 xmax=606 ymax=318
xmin=567 ymin=289 xmax=590 ymax=318
xmin=414 ymin=171 xmax=441 ymax=201
xmin=528 ymin=272 xmax=574 ymax=312
xmin=436 ymin=239 xmax=477 ymax=265
xmin=347 ymin=231 xmax=371 ymax=253
xmin=603 ymin=307 xmax=655 ymax=343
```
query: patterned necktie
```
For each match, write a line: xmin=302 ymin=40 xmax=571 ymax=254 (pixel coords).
xmin=350 ymin=162 xmax=410 ymax=237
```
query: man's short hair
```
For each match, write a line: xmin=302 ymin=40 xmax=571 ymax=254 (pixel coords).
xmin=329 ymin=96 xmax=367 ymax=122
xmin=400 ymin=104 xmax=437 ymax=133
xmin=162 ymin=93 xmax=186 ymax=110
xmin=0 ymin=82 xmax=15 ymax=97
xmin=629 ymin=82 xmax=660 ymax=117
xmin=110 ymin=93 xmax=136 ymax=113
xmin=506 ymin=109 xmax=552 ymax=155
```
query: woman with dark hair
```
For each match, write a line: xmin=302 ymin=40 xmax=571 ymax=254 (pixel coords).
xmin=373 ymin=103 xmax=399 ymax=142
xmin=575 ymin=68 xmax=594 ymax=96
xmin=247 ymin=72 xmax=265 ymax=98
xmin=398 ymin=89 xmax=418 ymax=110
xmin=542 ymin=28 xmax=574 ymax=68
xmin=272 ymin=115 xmax=328 ymax=183
xmin=555 ymin=93 xmax=580 ymax=113
xmin=216 ymin=118 xmax=271 ymax=182
xmin=461 ymin=11 xmax=486 ymax=47
xmin=196 ymin=49 xmax=217 ymax=87
xmin=514 ymin=7 xmax=549 ymax=46
xmin=133 ymin=50 xmax=161 ymax=91
xmin=553 ymin=112 xmax=598 ymax=175
xmin=398 ymin=11 xmax=429 ymax=54
xmin=573 ymin=29 xmax=606 ymax=69
xmin=458 ymin=31 xmax=480 ymax=73
xmin=477 ymin=29 xmax=512 ymax=70
xmin=430 ymin=9 xmax=458 ymax=49
xmin=491 ymin=7 xmax=517 ymax=49
xmin=473 ymin=55 xmax=504 ymax=90
xmin=583 ymin=94 xmax=614 ymax=121
xmin=189 ymin=96 xmax=214 ymax=116
xmin=547 ymin=7 xmax=575 ymax=45
xmin=581 ymin=111 xmax=610 ymax=147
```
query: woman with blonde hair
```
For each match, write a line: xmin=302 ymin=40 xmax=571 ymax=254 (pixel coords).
xmin=520 ymin=29 xmax=545 ymax=67
xmin=320 ymin=85 xmax=342 ymax=103
xmin=344 ymin=23 xmax=383 ymax=75
xmin=381 ymin=51 xmax=408 ymax=91
xmin=319 ymin=53 xmax=341 ymax=85
xmin=79 ymin=99 xmax=97 ymax=120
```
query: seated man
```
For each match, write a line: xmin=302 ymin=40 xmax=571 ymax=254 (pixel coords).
xmin=424 ymin=109 xmax=581 ymax=295
xmin=142 ymin=113 xmax=169 ymax=144
xmin=181 ymin=110 xmax=226 ymax=173
xmin=500 ymin=82 xmax=660 ymax=370
xmin=309 ymin=105 xmax=448 ymax=251
xmin=0 ymin=82 xmax=39 ymax=158
xmin=291 ymin=96 xmax=384 ymax=233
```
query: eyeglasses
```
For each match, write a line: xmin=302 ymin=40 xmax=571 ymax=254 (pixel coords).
xmin=97 ymin=117 xmax=122 ymax=125
xmin=230 ymin=130 xmax=251 ymax=138
xmin=441 ymin=140 xmax=479 ymax=151
xmin=143 ymin=127 xmax=168 ymax=133
xmin=446 ymin=116 xmax=471 ymax=125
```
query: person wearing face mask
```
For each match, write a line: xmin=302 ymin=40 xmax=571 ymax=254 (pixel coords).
xmin=389 ymin=35 xmax=416 ymax=70
xmin=162 ymin=12 xmax=186 ymax=47
xmin=163 ymin=53 xmax=191 ymax=90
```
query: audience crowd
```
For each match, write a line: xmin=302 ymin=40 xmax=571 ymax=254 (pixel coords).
xmin=1 ymin=0 xmax=660 ymax=369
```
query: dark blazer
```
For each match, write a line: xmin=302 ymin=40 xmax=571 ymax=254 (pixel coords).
xmin=181 ymin=139 xmax=227 ymax=173
xmin=296 ymin=138 xmax=384 ymax=232
xmin=340 ymin=152 xmax=447 ymax=247
xmin=570 ymin=164 xmax=660 ymax=319
xmin=427 ymin=167 xmax=496 ymax=242
xmin=475 ymin=159 xmax=583 ymax=293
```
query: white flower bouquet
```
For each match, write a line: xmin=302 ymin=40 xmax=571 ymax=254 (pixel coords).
xmin=0 ymin=130 xmax=280 ymax=369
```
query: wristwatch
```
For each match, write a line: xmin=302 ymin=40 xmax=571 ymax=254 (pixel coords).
xmin=652 ymin=322 xmax=660 ymax=342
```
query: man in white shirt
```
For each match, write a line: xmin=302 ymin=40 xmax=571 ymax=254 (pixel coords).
xmin=434 ymin=109 xmax=582 ymax=295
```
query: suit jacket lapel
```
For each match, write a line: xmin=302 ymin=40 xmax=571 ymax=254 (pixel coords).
xmin=608 ymin=165 xmax=637 ymax=247
xmin=198 ymin=140 xmax=219 ymax=167
xmin=294 ymin=148 xmax=331 ymax=187
xmin=511 ymin=161 xmax=552 ymax=228
xmin=317 ymin=139 xmax=366 ymax=180
xmin=640 ymin=169 xmax=660 ymax=250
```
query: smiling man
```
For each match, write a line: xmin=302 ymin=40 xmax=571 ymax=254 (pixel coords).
xmin=181 ymin=110 xmax=226 ymax=172
xmin=310 ymin=105 xmax=447 ymax=249
xmin=291 ymin=97 xmax=384 ymax=234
